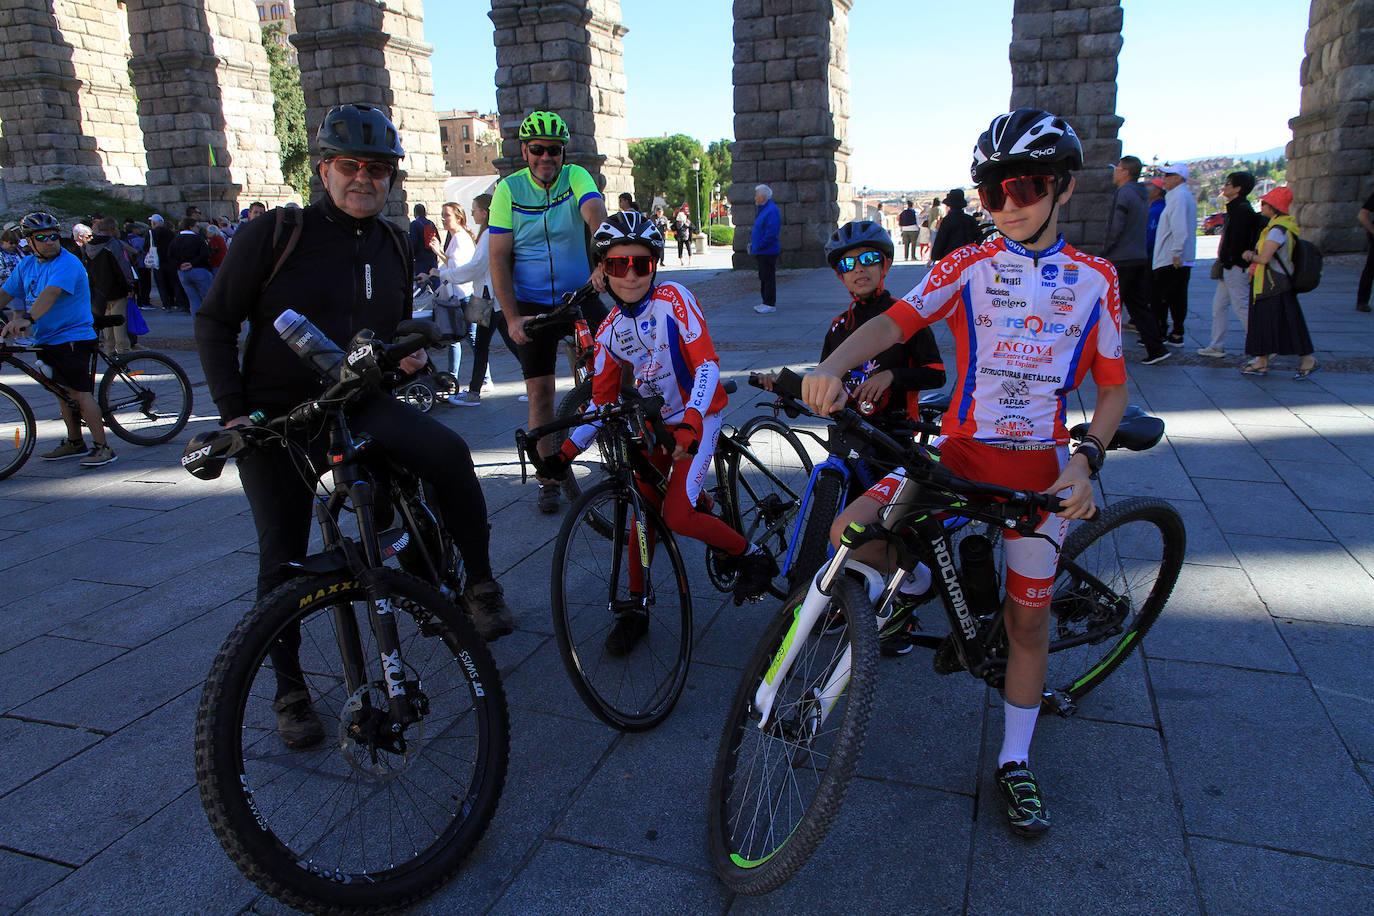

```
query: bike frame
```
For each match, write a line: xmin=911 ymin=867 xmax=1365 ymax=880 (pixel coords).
xmin=0 ymin=345 xmax=159 ymax=419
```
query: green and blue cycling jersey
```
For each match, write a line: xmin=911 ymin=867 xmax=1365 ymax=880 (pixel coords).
xmin=488 ymin=164 xmax=602 ymax=307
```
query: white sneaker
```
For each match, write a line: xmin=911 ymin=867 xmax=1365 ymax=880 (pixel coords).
xmin=447 ymin=391 xmax=480 ymax=407
xmin=753 ymin=304 xmax=777 ymax=314
xmin=1196 ymin=347 xmax=1226 ymax=358
xmin=518 ymin=394 xmax=529 ymax=402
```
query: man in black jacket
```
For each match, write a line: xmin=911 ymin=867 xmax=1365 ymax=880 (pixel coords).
xmin=82 ymin=216 xmax=134 ymax=353
xmin=1199 ymin=171 xmax=1264 ymax=357
xmin=1103 ymin=156 xmax=1169 ymax=364
xmin=930 ymin=188 xmax=980 ymax=261
xmin=149 ymin=214 xmax=188 ymax=311
xmin=196 ymin=103 xmax=514 ymax=748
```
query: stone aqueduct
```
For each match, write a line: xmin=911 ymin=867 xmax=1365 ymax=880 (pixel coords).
xmin=0 ymin=0 xmax=1370 ymax=265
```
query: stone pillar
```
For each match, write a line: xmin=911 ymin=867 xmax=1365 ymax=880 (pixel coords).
xmin=292 ymin=0 xmax=449 ymax=220
xmin=488 ymin=0 xmax=634 ymax=198
xmin=1286 ymin=0 xmax=1374 ymax=254
xmin=0 ymin=0 xmax=146 ymax=186
xmin=126 ymin=0 xmax=292 ymax=214
xmin=730 ymin=0 xmax=851 ymax=269
xmin=1008 ymin=0 xmax=1124 ymax=249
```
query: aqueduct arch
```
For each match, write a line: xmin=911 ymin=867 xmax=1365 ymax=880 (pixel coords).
xmin=0 ymin=0 xmax=1368 ymax=255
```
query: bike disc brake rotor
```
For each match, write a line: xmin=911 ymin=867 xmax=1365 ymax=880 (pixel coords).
xmin=338 ymin=682 xmax=426 ymax=782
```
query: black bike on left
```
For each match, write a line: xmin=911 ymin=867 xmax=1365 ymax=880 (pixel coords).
xmin=182 ymin=318 xmax=508 ymax=914
xmin=0 ymin=314 xmax=193 ymax=479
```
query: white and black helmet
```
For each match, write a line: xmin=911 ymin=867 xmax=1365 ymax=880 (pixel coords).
xmin=592 ymin=210 xmax=664 ymax=260
xmin=971 ymin=108 xmax=1083 ymax=184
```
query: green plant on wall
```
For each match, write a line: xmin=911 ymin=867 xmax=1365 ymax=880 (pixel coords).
xmin=262 ymin=24 xmax=310 ymax=200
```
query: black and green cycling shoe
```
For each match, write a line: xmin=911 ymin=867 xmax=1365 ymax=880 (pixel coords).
xmin=995 ymin=761 xmax=1051 ymax=837
xmin=604 ymin=600 xmax=649 ymax=657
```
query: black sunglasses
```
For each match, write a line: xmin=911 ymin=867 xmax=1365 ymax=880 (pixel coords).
xmin=28 ymin=231 xmax=61 ymax=243
xmin=526 ymin=144 xmax=564 ymax=159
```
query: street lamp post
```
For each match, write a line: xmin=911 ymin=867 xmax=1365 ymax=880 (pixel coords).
xmin=712 ymin=182 xmax=720 ymax=227
xmin=692 ymin=158 xmax=701 ymax=235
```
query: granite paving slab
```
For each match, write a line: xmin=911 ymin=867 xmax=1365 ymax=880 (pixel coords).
xmin=0 ymin=850 xmax=71 ymax=914
xmin=1226 ymin=534 xmax=1373 ymax=625
xmin=0 ymin=718 xmax=102 ymax=798
xmin=1189 ymin=836 xmax=1374 ymax=915
xmin=1275 ymin=618 xmax=1374 ymax=763
xmin=1192 ymin=478 xmax=1332 ymax=541
xmin=1144 ymin=564 xmax=1298 ymax=673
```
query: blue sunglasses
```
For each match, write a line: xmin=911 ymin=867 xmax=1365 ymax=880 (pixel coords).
xmin=836 ymin=250 xmax=885 ymax=273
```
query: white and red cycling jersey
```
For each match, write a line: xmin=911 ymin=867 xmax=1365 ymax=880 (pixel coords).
xmin=886 ymin=235 xmax=1127 ymax=445
xmin=568 ymin=280 xmax=727 ymax=451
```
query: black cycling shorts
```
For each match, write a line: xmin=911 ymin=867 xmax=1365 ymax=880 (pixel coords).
xmin=38 ymin=339 xmax=99 ymax=393
xmin=513 ymin=297 xmax=610 ymax=380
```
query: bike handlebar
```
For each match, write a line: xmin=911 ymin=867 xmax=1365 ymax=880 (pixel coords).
xmin=523 ymin=282 xmax=601 ymax=338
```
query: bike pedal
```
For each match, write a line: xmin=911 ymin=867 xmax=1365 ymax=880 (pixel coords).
xmin=932 ymin=634 xmax=966 ymax=675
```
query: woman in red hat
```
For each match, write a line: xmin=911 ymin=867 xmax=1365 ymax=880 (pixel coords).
xmin=1241 ymin=186 xmax=1318 ymax=379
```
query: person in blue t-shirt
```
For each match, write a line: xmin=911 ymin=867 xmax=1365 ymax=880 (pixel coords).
xmin=0 ymin=212 xmax=117 ymax=467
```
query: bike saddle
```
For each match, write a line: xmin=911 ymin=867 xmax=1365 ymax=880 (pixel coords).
xmin=1068 ymin=409 xmax=1165 ymax=452
xmin=919 ymin=390 xmax=951 ymax=415
xmin=94 ymin=314 xmax=125 ymax=329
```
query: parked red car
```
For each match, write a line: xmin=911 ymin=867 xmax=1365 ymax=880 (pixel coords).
xmin=1202 ymin=212 xmax=1226 ymax=235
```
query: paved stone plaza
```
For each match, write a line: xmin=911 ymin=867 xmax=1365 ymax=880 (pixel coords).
xmin=2 ymin=255 xmax=1373 ymax=914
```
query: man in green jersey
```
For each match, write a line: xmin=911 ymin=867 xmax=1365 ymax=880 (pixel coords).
xmin=489 ymin=110 xmax=610 ymax=513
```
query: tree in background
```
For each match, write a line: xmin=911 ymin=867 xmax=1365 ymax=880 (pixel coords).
xmin=262 ymin=24 xmax=310 ymax=200
xmin=629 ymin=134 xmax=729 ymax=225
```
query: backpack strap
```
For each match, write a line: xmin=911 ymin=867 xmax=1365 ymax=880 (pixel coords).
xmin=260 ymin=206 xmax=305 ymax=295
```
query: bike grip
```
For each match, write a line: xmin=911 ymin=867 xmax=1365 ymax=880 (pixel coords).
xmin=383 ymin=333 xmax=429 ymax=364
xmin=772 ymin=367 xmax=805 ymax=400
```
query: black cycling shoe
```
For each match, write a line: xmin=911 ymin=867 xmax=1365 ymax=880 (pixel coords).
xmin=463 ymin=579 xmax=515 ymax=641
xmin=732 ymin=551 xmax=779 ymax=605
xmin=878 ymin=617 xmax=917 ymax=657
xmin=604 ymin=601 xmax=649 ymax=657
xmin=995 ymin=761 xmax=1051 ymax=838
xmin=537 ymin=483 xmax=561 ymax=514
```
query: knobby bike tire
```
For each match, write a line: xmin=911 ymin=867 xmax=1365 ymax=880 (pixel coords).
xmin=1047 ymin=496 xmax=1186 ymax=704
xmin=195 ymin=568 xmax=509 ymax=914
xmin=0 ymin=382 xmax=36 ymax=480
xmin=550 ymin=478 xmax=692 ymax=731
xmin=97 ymin=351 xmax=193 ymax=445
xmin=787 ymin=469 xmax=846 ymax=595
xmin=708 ymin=576 xmax=877 ymax=895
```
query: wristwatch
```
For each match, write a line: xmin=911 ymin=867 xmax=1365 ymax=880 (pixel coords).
xmin=1073 ymin=439 xmax=1105 ymax=477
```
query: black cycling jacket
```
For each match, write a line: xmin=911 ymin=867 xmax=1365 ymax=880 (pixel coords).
xmin=820 ymin=289 xmax=946 ymax=426
xmin=195 ymin=196 xmax=413 ymax=421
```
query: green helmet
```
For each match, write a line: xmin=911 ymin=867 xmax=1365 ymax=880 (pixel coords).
xmin=519 ymin=110 xmax=570 ymax=144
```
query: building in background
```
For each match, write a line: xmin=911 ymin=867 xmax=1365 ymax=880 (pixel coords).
xmin=436 ymin=110 xmax=500 ymax=176
xmin=256 ymin=1 xmax=296 ymax=66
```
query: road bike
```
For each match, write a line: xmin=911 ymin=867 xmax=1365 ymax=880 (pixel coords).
xmin=0 ymin=315 xmax=193 ymax=479
xmin=515 ymin=382 xmax=812 ymax=731
xmin=182 ymin=319 xmax=508 ymax=913
xmin=707 ymin=372 xmax=1184 ymax=894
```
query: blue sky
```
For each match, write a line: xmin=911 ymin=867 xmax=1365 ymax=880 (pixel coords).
xmin=423 ymin=0 xmax=1307 ymax=189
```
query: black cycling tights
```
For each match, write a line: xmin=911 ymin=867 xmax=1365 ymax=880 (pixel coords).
xmin=237 ymin=391 xmax=492 ymax=696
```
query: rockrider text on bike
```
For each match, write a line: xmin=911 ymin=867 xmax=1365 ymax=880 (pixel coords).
xmin=0 ymin=211 xmax=118 ymax=467
xmin=541 ymin=211 xmax=779 ymax=650
xmin=488 ymin=109 xmax=611 ymax=514
xmin=801 ymin=108 xmax=1130 ymax=838
xmin=195 ymin=103 xmax=515 ymax=747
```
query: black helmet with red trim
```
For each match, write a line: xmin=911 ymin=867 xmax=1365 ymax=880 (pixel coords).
xmin=971 ymin=108 xmax=1083 ymax=184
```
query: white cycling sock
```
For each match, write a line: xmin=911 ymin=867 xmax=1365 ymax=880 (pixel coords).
xmin=898 ymin=564 xmax=932 ymax=596
xmin=998 ymin=699 xmax=1040 ymax=768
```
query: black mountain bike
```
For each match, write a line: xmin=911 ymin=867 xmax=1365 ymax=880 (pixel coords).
xmin=0 ymin=315 xmax=192 ymax=478
xmin=515 ymin=382 xmax=812 ymax=731
xmin=182 ymin=321 xmax=508 ymax=913
xmin=708 ymin=372 xmax=1185 ymax=894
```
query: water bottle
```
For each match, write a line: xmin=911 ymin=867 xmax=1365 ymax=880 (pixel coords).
xmin=274 ymin=309 xmax=344 ymax=382
xmin=957 ymin=534 xmax=1001 ymax=616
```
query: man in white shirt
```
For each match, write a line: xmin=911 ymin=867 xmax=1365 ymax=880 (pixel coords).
xmin=1151 ymin=162 xmax=1197 ymax=346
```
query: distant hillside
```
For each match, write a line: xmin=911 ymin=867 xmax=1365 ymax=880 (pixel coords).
xmin=1182 ymin=145 xmax=1286 ymax=164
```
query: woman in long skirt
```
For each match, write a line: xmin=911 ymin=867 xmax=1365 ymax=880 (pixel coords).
xmin=1240 ymin=186 xmax=1318 ymax=380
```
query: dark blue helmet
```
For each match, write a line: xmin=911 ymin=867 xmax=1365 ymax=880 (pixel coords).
xmin=824 ymin=220 xmax=894 ymax=269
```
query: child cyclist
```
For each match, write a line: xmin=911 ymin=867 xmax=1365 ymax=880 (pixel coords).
xmin=542 ymin=211 xmax=778 ymax=654
xmin=760 ymin=219 xmax=947 ymax=652
xmin=801 ymin=109 xmax=1129 ymax=837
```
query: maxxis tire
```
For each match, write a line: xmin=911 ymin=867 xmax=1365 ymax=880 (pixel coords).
xmin=707 ymin=576 xmax=877 ymax=895
xmin=98 ymin=351 xmax=193 ymax=445
xmin=195 ymin=569 xmax=509 ymax=914
xmin=0 ymin=382 xmax=36 ymax=479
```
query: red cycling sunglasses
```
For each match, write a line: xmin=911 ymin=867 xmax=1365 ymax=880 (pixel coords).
xmin=977 ymin=174 xmax=1060 ymax=212
xmin=603 ymin=255 xmax=655 ymax=278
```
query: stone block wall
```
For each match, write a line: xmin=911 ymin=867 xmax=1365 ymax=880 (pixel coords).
xmin=488 ymin=0 xmax=634 ymax=198
xmin=293 ymin=0 xmax=449 ymax=219
xmin=731 ymin=0 xmax=852 ymax=269
xmin=126 ymin=0 xmax=291 ymax=214
xmin=1286 ymin=0 xmax=1374 ymax=254
xmin=0 ymin=0 xmax=146 ymax=186
xmin=1009 ymin=0 xmax=1124 ymax=250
